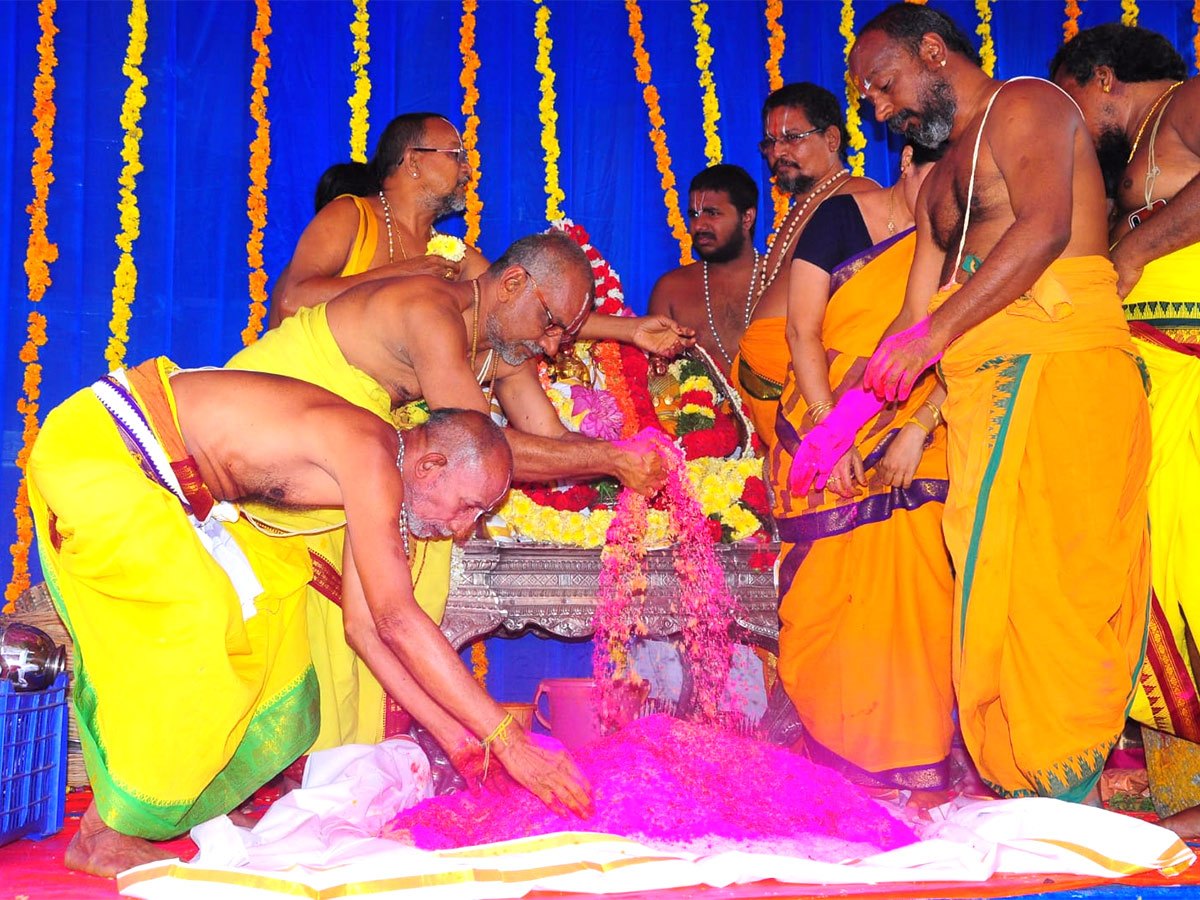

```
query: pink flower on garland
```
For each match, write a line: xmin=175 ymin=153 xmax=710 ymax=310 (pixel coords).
xmin=571 ymin=385 xmax=624 ymax=440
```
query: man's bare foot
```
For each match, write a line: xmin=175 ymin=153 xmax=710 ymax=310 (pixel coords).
xmin=227 ymin=808 xmax=257 ymax=828
xmin=1159 ymin=804 xmax=1200 ymax=840
xmin=64 ymin=801 xmax=176 ymax=878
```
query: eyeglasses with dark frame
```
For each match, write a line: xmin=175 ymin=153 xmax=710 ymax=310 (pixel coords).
xmin=525 ymin=271 xmax=589 ymax=340
xmin=411 ymin=147 xmax=468 ymax=164
xmin=757 ymin=127 xmax=823 ymax=155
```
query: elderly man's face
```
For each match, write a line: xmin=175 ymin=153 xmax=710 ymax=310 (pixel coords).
xmin=419 ymin=117 xmax=471 ymax=216
xmin=486 ymin=268 xmax=593 ymax=365
xmin=851 ymin=31 xmax=957 ymax=149
xmin=405 ymin=455 xmax=510 ymax=540
xmin=761 ymin=106 xmax=839 ymax=194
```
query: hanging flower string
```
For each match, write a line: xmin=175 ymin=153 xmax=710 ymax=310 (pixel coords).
xmin=765 ymin=0 xmax=790 ymax=233
xmin=1064 ymin=0 xmax=1082 ymax=41
xmin=839 ymin=0 xmax=867 ymax=177
xmin=6 ymin=0 xmax=59 ymax=613
xmin=692 ymin=2 xmax=723 ymax=167
xmin=1120 ymin=0 xmax=1137 ymax=27
xmin=626 ymin=0 xmax=691 ymax=264
xmin=1194 ymin=1 xmax=1199 ymax=76
xmin=104 ymin=0 xmax=149 ymax=370
xmin=459 ymin=0 xmax=483 ymax=246
xmin=470 ymin=641 xmax=488 ymax=687
xmin=348 ymin=0 xmax=371 ymax=163
xmin=533 ymin=0 xmax=565 ymax=223
xmin=242 ymin=0 xmax=272 ymax=346
xmin=976 ymin=0 xmax=996 ymax=77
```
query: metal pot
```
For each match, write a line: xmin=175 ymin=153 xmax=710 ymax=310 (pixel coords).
xmin=0 ymin=620 xmax=67 ymax=691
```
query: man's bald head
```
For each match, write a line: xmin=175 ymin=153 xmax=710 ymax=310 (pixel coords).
xmin=419 ymin=407 xmax=512 ymax=475
xmin=488 ymin=232 xmax=593 ymax=295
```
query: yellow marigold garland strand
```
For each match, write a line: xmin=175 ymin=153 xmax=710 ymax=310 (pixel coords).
xmin=104 ymin=0 xmax=148 ymax=370
xmin=692 ymin=2 xmax=723 ymax=167
xmin=470 ymin=640 xmax=488 ymax=687
xmin=459 ymin=0 xmax=483 ymax=246
xmin=1120 ymin=0 xmax=1137 ymax=27
xmin=627 ymin=0 xmax=691 ymax=264
xmin=975 ymin=0 xmax=996 ymax=78
xmin=839 ymin=0 xmax=867 ymax=177
xmin=1064 ymin=0 xmax=1083 ymax=42
xmin=533 ymin=0 xmax=565 ymax=223
xmin=242 ymin=0 xmax=272 ymax=346
xmin=348 ymin=0 xmax=371 ymax=164
xmin=765 ymin=0 xmax=790 ymax=232
xmin=7 ymin=0 xmax=59 ymax=613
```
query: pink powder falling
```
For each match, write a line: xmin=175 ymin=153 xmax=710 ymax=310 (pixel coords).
xmin=388 ymin=715 xmax=916 ymax=858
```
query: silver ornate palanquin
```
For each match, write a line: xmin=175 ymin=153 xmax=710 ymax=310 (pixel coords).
xmin=440 ymin=539 xmax=781 ymax=652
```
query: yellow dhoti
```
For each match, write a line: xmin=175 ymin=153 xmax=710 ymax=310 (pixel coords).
xmin=27 ymin=358 xmax=317 ymax=839
xmin=938 ymin=257 xmax=1151 ymax=800
xmin=768 ymin=232 xmax=954 ymax=789
xmin=733 ymin=316 xmax=788 ymax=449
xmin=228 ymin=302 xmax=452 ymax=751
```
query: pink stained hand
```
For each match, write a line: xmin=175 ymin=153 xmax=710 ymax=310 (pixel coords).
xmin=788 ymin=387 xmax=885 ymax=495
xmin=862 ymin=317 xmax=944 ymax=403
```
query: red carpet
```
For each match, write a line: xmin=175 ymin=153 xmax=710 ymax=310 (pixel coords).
xmin=3 ymin=791 xmax=1200 ymax=900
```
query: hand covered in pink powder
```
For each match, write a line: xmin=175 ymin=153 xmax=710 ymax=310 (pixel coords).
xmin=789 ymin=388 xmax=884 ymax=495
xmin=613 ymin=427 xmax=676 ymax=496
xmin=862 ymin=317 xmax=944 ymax=402
xmin=448 ymin=739 xmax=486 ymax=790
xmin=493 ymin=728 xmax=595 ymax=819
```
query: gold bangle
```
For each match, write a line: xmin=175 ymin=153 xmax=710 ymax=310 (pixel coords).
xmin=921 ymin=400 xmax=943 ymax=430
xmin=805 ymin=400 xmax=834 ymax=424
xmin=480 ymin=713 xmax=516 ymax=782
xmin=907 ymin=416 xmax=933 ymax=436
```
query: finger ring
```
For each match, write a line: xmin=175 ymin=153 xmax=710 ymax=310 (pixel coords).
xmin=443 ymin=268 xmax=454 ymax=280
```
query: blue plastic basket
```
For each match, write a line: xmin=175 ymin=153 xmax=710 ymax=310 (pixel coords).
xmin=0 ymin=672 xmax=68 ymax=847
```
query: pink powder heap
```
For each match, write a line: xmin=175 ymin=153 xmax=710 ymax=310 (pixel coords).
xmin=388 ymin=715 xmax=916 ymax=858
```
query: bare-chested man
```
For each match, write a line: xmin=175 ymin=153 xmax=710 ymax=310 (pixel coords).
xmin=271 ymin=111 xmax=694 ymax=357
xmin=230 ymin=231 xmax=673 ymax=755
xmin=734 ymin=84 xmax=876 ymax=446
xmin=831 ymin=2 xmax=1150 ymax=802
xmin=1052 ymin=23 xmax=1200 ymax=835
xmin=27 ymin=359 xmax=591 ymax=877
xmin=648 ymin=165 xmax=760 ymax=379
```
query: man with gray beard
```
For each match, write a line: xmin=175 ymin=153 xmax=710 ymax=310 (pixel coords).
xmin=817 ymin=2 xmax=1151 ymax=803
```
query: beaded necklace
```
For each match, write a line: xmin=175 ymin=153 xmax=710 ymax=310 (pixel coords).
xmin=702 ymin=250 xmax=760 ymax=366
xmin=756 ymin=168 xmax=850 ymax=302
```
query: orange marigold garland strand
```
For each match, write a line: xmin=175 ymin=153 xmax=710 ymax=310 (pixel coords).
xmin=7 ymin=0 xmax=59 ymax=613
xmin=348 ymin=0 xmax=371 ymax=163
xmin=1194 ymin=0 xmax=1199 ymax=76
xmin=104 ymin=0 xmax=148 ymax=370
xmin=459 ymin=0 xmax=483 ymax=246
xmin=765 ymin=0 xmax=790 ymax=233
xmin=470 ymin=640 xmax=488 ymax=687
xmin=1064 ymin=0 xmax=1083 ymax=42
xmin=242 ymin=0 xmax=272 ymax=346
xmin=627 ymin=0 xmax=691 ymax=264
xmin=692 ymin=2 xmax=723 ymax=167
xmin=533 ymin=0 xmax=565 ymax=223
xmin=839 ymin=0 xmax=867 ymax=177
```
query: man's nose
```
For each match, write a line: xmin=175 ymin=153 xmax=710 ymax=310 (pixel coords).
xmin=538 ymin=334 xmax=562 ymax=358
xmin=870 ymin=97 xmax=893 ymax=123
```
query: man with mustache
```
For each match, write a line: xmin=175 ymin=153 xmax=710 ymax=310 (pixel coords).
xmin=228 ymin=231 xmax=671 ymax=759
xmin=837 ymin=2 xmax=1150 ymax=802
xmin=648 ymin=164 xmax=760 ymax=379
xmin=1052 ymin=25 xmax=1200 ymax=834
xmin=732 ymin=84 xmax=876 ymax=447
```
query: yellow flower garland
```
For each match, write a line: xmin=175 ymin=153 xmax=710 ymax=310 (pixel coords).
xmin=765 ymin=0 xmax=790 ymax=232
xmin=242 ymin=0 xmax=272 ymax=346
xmin=1064 ymin=0 xmax=1082 ymax=42
xmin=7 ymin=0 xmax=58 ymax=612
xmin=691 ymin=2 xmax=723 ymax=167
xmin=839 ymin=0 xmax=867 ymax=177
xmin=459 ymin=0 xmax=483 ymax=246
xmin=1120 ymin=0 xmax=1138 ymax=27
xmin=975 ymin=0 xmax=996 ymax=78
xmin=348 ymin=0 xmax=371 ymax=164
xmin=626 ymin=0 xmax=692 ymax=264
xmin=104 ymin=0 xmax=148 ymax=371
xmin=533 ymin=0 xmax=565 ymax=223
xmin=495 ymin=457 xmax=764 ymax=547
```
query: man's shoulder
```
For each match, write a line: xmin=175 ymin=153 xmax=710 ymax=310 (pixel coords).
xmin=995 ymin=77 xmax=1081 ymax=119
xmin=651 ymin=262 xmax=702 ymax=293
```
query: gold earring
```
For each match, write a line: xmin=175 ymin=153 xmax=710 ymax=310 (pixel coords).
xmin=1102 ymin=83 xmax=1111 ymax=93
xmin=939 ymin=58 xmax=946 ymax=68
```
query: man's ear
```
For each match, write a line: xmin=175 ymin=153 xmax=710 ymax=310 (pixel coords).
xmin=918 ymin=32 xmax=950 ymax=70
xmin=416 ymin=452 xmax=448 ymax=477
xmin=823 ymin=125 xmax=841 ymax=157
xmin=742 ymin=207 xmax=757 ymax=234
xmin=498 ymin=266 xmax=527 ymax=304
xmin=1094 ymin=65 xmax=1116 ymax=95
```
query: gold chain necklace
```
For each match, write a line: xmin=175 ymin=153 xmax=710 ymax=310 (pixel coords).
xmin=468 ymin=279 xmax=481 ymax=370
xmin=1128 ymin=82 xmax=1183 ymax=163
xmin=378 ymin=191 xmax=408 ymax=262
xmin=758 ymin=168 xmax=850 ymax=298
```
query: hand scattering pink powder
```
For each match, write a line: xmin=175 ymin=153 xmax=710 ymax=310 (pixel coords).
xmin=789 ymin=387 xmax=884 ymax=495
xmin=387 ymin=716 xmax=916 ymax=858
xmin=861 ymin=317 xmax=943 ymax=403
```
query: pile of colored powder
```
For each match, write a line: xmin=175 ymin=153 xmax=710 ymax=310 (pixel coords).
xmin=388 ymin=715 xmax=916 ymax=860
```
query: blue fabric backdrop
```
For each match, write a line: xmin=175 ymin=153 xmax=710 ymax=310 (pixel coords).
xmin=3 ymin=0 xmax=1197 ymax=700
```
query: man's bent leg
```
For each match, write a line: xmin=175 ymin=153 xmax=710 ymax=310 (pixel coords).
xmin=65 ymin=802 xmax=175 ymax=878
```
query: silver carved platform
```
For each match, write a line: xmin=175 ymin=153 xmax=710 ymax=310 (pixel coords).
xmin=440 ymin=540 xmax=781 ymax=653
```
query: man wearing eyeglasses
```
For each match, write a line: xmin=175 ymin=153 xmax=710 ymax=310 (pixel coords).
xmin=732 ymin=84 xmax=877 ymax=447
xmin=227 ymin=230 xmax=672 ymax=761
